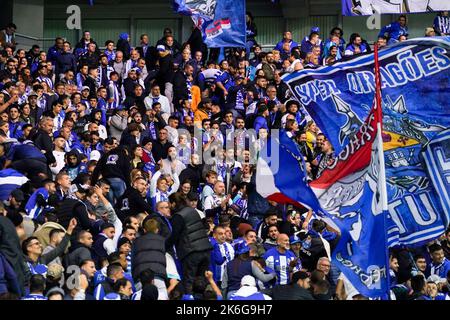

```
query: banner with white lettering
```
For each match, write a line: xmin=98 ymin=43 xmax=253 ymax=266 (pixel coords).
xmin=283 ymin=37 xmax=450 ymax=247
xmin=343 ymin=0 xmax=450 ymax=16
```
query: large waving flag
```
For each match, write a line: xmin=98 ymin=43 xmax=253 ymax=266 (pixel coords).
xmin=311 ymin=45 xmax=390 ymax=297
xmin=0 ymin=169 xmax=28 ymax=201
xmin=283 ymin=37 xmax=450 ymax=247
xmin=173 ymin=0 xmax=246 ymax=48
xmin=256 ymin=131 xmax=323 ymax=213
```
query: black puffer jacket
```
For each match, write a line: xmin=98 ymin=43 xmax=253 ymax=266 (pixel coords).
xmin=167 ymin=206 xmax=212 ymax=261
xmin=131 ymin=233 xmax=166 ymax=281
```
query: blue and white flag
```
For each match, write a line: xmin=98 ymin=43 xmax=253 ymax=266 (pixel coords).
xmin=283 ymin=37 xmax=450 ymax=247
xmin=423 ymin=129 xmax=450 ymax=226
xmin=173 ymin=0 xmax=246 ymax=48
xmin=312 ymin=98 xmax=389 ymax=296
xmin=342 ymin=0 xmax=450 ymax=16
xmin=310 ymin=45 xmax=390 ymax=297
xmin=0 ymin=169 xmax=28 ymax=201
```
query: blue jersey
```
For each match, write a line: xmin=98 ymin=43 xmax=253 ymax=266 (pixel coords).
xmin=216 ymin=71 xmax=235 ymax=91
xmin=6 ymin=143 xmax=47 ymax=162
xmin=232 ymin=193 xmax=248 ymax=220
xmin=263 ymin=248 xmax=298 ymax=285
xmin=378 ymin=22 xmax=408 ymax=44
xmin=104 ymin=50 xmax=116 ymax=63
xmin=428 ymin=258 xmax=450 ymax=279
xmin=8 ymin=121 xmax=24 ymax=139
xmin=25 ymin=187 xmax=49 ymax=220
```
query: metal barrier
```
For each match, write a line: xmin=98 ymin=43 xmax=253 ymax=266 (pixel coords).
xmin=15 ymin=33 xmax=55 ymax=51
xmin=15 ymin=32 xmax=277 ymax=54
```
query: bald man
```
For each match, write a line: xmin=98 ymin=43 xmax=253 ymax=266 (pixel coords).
xmin=124 ymin=49 xmax=141 ymax=79
xmin=203 ymin=181 xmax=232 ymax=218
xmin=263 ymin=233 xmax=300 ymax=285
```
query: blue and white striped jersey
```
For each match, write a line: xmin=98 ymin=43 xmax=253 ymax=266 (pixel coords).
xmin=434 ymin=15 xmax=450 ymax=35
xmin=263 ymin=248 xmax=297 ymax=285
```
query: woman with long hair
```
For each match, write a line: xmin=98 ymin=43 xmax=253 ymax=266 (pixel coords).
xmin=305 ymin=120 xmax=319 ymax=152
xmin=131 ymin=144 xmax=145 ymax=170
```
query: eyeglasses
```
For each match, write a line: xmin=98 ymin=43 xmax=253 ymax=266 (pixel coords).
xmin=28 ymin=241 xmax=40 ymax=247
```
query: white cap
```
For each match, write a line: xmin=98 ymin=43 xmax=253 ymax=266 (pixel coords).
xmin=241 ymin=275 xmax=256 ymax=287
xmin=427 ymin=274 xmax=445 ymax=284
xmin=90 ymin=150 xmax=101 ymax=161
xmin=157 ymin=45 xmax=166 ymax=51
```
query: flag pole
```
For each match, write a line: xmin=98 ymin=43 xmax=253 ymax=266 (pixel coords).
xmin=374 ymin=44 xmax=391 ymax=299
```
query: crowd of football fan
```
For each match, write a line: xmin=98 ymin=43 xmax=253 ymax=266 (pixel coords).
xmin=0 ymin=11 xmax=449 ymax=300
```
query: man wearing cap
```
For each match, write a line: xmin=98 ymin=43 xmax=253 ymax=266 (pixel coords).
xmin=222 ymin=242 xmax=276 ymax=298
xmin=194 ymin=99 xmax=212 ymax=128
xmin=229 ymin=275 xmax=272 ymax=300
xmin=27 ymin=91 xmax=43 ymax=126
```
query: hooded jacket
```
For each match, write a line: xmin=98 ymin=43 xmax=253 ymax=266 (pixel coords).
xmin=64 ymin=241 xmax=92 ymax=268
xmin=91 ymin=146 xmax=132 ymax=186
xmin=116 ymin=33 xmax=131 ymax=60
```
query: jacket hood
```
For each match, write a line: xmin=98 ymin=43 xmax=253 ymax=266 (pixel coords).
xmin=66 ymin=150 xmax=82 ymax=168
xmin=119 ymin=33 xmax=129 ymax=41
xmin=68 ymin=240 xmax=90 ymax=253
